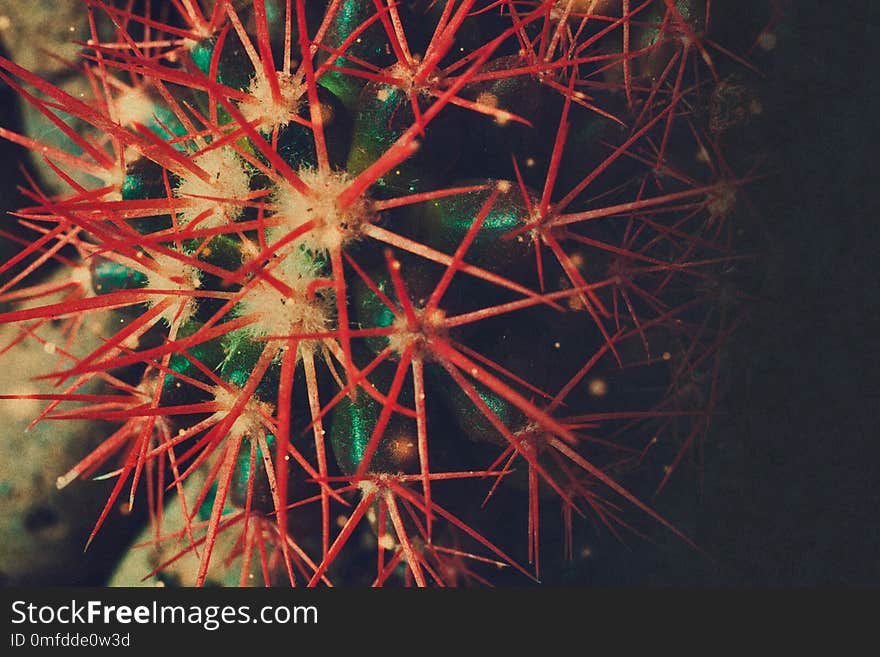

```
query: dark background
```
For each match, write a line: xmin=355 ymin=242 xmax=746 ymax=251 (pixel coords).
xmin=594 ymin=0 xmax=880 ymax=586
xmin=0 ymin=0 xmax=877 ymax=586
xmin=568 ymin=0 xmax=880 ymax=586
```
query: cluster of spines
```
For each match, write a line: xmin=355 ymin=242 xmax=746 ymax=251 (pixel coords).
xmin=0 ymin=0 xmax=776 ymax=586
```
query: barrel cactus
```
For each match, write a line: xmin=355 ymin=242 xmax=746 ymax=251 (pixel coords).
xmin=0 ymin=0 xmax=784 ymax=586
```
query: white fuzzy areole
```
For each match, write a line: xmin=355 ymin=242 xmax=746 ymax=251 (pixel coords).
xmin=239 ymin=71 xmax=305 ymax=129
xmin=385 ymin=307 xmax=446 ymax=357
xmin=174 ymin=147 xmax=251 ymax=228
xmin=143 ymin=252 xmax=201 ymax=325
xmin=212 ymin=385 xmax=275 ymax=439
xmin=236 ymin=249 xmax=334 ymax=345
xmin=111 ymin=86 xmax=156 ymax=127
xmin=269 ymin=168 xmax=372 ymax=254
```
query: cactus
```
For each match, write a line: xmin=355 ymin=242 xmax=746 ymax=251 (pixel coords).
xmin=0 ymin=0 xmax=783 ymax=586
